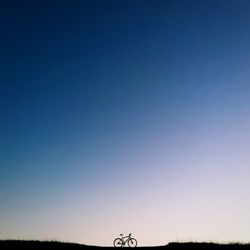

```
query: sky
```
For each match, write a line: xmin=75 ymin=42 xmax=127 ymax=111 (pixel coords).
xmin=1 ymin=0 xmax=250 ymax=246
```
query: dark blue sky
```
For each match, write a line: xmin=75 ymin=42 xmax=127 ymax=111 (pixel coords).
xmin=1 ymin=0 xmax=250 ymax=245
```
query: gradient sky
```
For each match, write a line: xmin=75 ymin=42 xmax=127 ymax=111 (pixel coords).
xmin=1 ymin=0 xmax=250 ymax=246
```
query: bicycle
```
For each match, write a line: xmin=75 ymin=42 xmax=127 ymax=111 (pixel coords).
xmin=113 ymin=233 xmax=138 ymax=247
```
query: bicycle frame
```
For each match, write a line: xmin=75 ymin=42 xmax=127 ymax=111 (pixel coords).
xmin=120 ymin=233 xmax=131 ymax=245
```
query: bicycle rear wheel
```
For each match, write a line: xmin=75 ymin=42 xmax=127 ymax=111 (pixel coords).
xmin=113 ymin=238 xmax=123 ymax=247
xmin=128 ymin=238 xmax=137 ymax=247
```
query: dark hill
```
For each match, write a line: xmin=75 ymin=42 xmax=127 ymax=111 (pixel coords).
xmin=167 ymin=242 xmax=250 ymax=250
xmin=0 ymin=240 xmax=96 ymax=250
xmin=0 ymin=240 xmax=250 ymax=250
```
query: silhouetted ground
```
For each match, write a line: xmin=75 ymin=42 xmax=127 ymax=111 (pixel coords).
xmin=167 ymin=242 xmax=250 ymax=250
xmin=0 ymin=240 xmax=250 ymax=250
xmin=0 ymin=240 xmax=94 ymax=250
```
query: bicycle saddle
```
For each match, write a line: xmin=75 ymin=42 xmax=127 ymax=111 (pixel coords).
xmin=120 ymin=234 xmax=123 ymax=236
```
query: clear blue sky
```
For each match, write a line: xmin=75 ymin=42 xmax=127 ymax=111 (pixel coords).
xmin=1 ymin=0 xmax=250 ymax=246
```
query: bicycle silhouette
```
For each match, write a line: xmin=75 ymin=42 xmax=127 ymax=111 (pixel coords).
xmin=113 ymin=233 xmax=137 ymax=247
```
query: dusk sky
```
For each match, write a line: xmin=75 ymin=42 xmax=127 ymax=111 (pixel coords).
xmin=1 ymin=0 xmax=250 ymax=246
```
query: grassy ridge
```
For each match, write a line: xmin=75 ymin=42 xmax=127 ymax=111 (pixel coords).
xmin=167 ymin=242 xmax=250 ymax=249
xmin=0 ymin=240 xmax=97 ymax=250
xmin=0 ymin=240 xmax=250 ymax=249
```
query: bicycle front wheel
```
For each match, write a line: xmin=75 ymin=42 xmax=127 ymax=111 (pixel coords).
xmin=128 ymin=238 xmax=137 ymax=247
xmin=113 ymin=238 xmax=123 ymax=247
